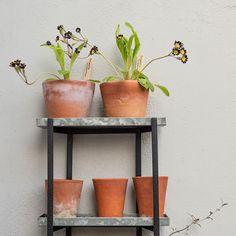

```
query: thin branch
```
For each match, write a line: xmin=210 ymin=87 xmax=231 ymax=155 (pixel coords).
xmin=168 ymin=201 xmax=228 ymax=236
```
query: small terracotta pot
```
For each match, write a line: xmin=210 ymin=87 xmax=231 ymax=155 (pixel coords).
xmin=100 ymin=80 xmax=149 ymax=117
xmin=45 ymin=179 xmax=83 ymax=218
xmin=133 ymin=176 xmax=168 ymax=217
xmin=93 ymin=178 xmax=128 ymax=217
xmin=43 ymin=80 xmax=95 ymax=118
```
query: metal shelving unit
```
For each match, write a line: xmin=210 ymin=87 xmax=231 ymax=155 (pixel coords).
xmin=36 ymin=117 xmax=169 ymax=236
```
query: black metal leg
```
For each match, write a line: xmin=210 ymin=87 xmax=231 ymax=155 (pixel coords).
xmin=47 ymin=119 xmax=54 ymax=236
xmin=151 ymin=118 xmax=160 ymax=236
xmin=66 ymin=133 xmax=73 ymax=236
xmin=135 ymin=130 xmax=142 ymax=236
xmin=66 ymin=133 xmax=73 ymax=180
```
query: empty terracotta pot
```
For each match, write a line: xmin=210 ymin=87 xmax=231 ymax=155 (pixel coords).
xmin=45 ymin=179 xmax=83 ymax=218
xmin=43 ymin=80 xmax=95 ymax=118
xmin=93 ymin=178 xmax=128 ymax=217
xmin=133 ymin=176 xmax=168 ymax=217
xmin=100 ymin=80 xmax=149 ymax=117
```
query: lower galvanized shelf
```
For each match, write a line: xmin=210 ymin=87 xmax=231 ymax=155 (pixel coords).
xmin=38 ymin=214 xmax=170 ymax=227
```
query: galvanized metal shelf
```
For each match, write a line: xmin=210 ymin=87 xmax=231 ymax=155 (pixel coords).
xmin=36 ymin=117 xmax=166 ymax=134
xmin=38 ymin=214 xmax=170 ymax=227
xmin=38 ymin=117 xmax=166 ymax=236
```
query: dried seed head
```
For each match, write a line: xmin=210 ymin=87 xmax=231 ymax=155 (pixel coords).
xmin=75 ymin=48 xmax=80 ymax=54
xmin=181 ymin=55 xmax=188 ymax=63
xmin=75 ymin=27 xmax=81 ymax=33
xmin=174 ymin=41 xmax=183 ymax=49
xmin=116 ymin=34 xmax=123 ymax=39
xmin=90 ymin=46 xmax=98 ymax=55
xmin=19 ymin=63 xmax=26 ymax=69
xmin=64 ymin=31 xmax=72 ymax=39
xmin=46 ymin=41 xmax=52 ymax=46
xmin=57 ymin=25 xmax=64 ymax=30
xmin=15 ymin=59 xmax=21 ymax=65
xmin=9 ymin=62 xmax=16 ymax=67
xmin=172 ymin=48 xmax=180 ymax=56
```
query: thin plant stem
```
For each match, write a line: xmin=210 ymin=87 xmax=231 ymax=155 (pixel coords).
xmin=141 ymin=53 xmax=172 ymax=72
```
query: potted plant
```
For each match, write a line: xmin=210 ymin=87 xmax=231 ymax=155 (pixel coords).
xmin=93 ymin=178 xmax=128 ymax=217
xmin=10 ymin=25 xmax=98 ymax=118
xmin=45 ymin=179 xmax=83 ymax=218
xmin=133 ymin=176 xmax=168 ymax=217
xmin=91 ymin=22 xmax=188 ymax=117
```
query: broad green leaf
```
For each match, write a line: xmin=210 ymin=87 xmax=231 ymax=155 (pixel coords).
xmin=54 ymin=43 xmax=65 ymax=70
xmin=125 ymin=22 xmax=140 ymax=59
xmin=115 ymin=25 xmax=128 ymax=63
xmin=69 ymin=42 xmax=86 ymax=71
xmin=155 ymin=84 xmax=170 ymax=96
xmin=41 ymin=43 xmax=65 ymax=71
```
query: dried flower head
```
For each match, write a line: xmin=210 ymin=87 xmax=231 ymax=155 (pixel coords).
xmin=46 ymin=41 xmax=52 ymax=46
xmin=116 ymin=34 xmax=123 ymax=39
xmin=172 ymin=48 xmax=180 ymax=56
xmin=75 ymin=27 xmax=81 ymax=33
xmin=57 ymin=25 xmax=64 ymax=30
xmin=181 ymin=55 xmax=188 ymax=63
xmin=180 ymin=48 xmax=187 ymax=55
xmin=55 ymin=36 xmax=60 ymax=41
xmin=174 ymin=41 xmax=183 ymax=49
xmin=90 ymin=46 xmax=98 ymax=55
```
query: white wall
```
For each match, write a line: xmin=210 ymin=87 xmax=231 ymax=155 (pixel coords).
xmin=0 ymin=0 xmax=235 ymax=235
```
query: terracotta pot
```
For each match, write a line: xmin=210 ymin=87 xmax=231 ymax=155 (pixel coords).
xmin=93 ymin=178 xmax=128 ymax=217
xmin=43 ymin=80 xmax=95 ymax=118
xmin=133 ymin=176 xmax=168 ymax=217
xmin=45 ymin=179 xmax=83 ymax=217
xmin=100 ymin=80 xmax=149 ymax=117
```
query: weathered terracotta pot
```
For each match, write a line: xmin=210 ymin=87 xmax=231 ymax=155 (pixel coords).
xmin=100 ymin=80 xmax=149 ymax=117
xmin=43 ymin=80 xmax=95 ymax=118
xmin=133 ymin=176 xmax=168 ymax=217
xmin=93 ymin=178 xmax=128 ymax=217
xmin=45 ymin=179 xmax=83 ymax=218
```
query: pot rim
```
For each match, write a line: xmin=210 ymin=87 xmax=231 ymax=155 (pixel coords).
xmin=45 ymin=179 xmax=83 ymax=183
xmin=92 ymin=178 xmax=128 ymax=181
xmin=100 ymin=79 xmax=139 ymax=86
xmin=43 ymin=79 xmax=95 ymax=85
xmin=132 ymin=176 xmax=168 ymax=179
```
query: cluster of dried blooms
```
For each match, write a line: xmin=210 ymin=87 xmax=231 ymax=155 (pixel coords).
xmin=9 ymin=59 xmax=32 ymax=85
xmin=46 ymin=25 xmax=98 ymax=59
xmin=171 ymin=41 xmax=188 ymax=63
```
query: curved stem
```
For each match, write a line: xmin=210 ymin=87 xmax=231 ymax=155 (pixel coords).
xmin=97 ymin=52 xmax=123 ymax=79
xmin=141 ymin=53 xmax=172 ymax=72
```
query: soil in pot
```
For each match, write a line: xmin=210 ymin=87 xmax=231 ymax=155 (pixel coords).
xmin=93 ymin=178 xmax=128 ymax=217
xmin=45 ymin=179 xmax=83 ymax=218
xmin=132 ymin=176 xmax=168 ymax=217
xmin=43 ymin=80 xmax=95 ymax=118
xmin=100 ymin=80 xmax=149 ymax=117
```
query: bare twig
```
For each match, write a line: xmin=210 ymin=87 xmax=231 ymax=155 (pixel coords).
xmin=169 ymin=201 xmax=228 ymax=236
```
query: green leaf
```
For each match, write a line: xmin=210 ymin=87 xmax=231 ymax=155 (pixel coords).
xmin=89 ymin=79 xmax=101 ymax=83
xmin=115 ymin=25 xmax=128 ymax=63
xmin=69 ymin=42 xmax=86 ymax=71
xmin=125 ymin=22 xmax=140 ymax=59
xmin=58 ymin=69 xmax=69 ymax=75
xmin=54 ymin=43 xmax=65 ymax=70
xmin=102 ymin=76 xmax=116 ymax=82
xmin=45 ymin=77 xmax=59 ymax=81
xmin=155 ymin=84 xmax=170 ymax=96
xmin=41 ymin=43 xmax=65 ymax=71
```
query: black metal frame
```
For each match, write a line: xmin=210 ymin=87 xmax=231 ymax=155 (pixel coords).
xmin=46 ymin=117 xmax=160 ymax=236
